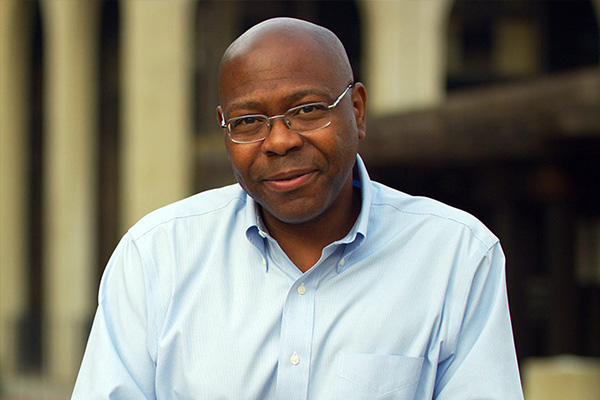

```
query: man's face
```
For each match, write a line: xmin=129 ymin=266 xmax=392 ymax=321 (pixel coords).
xmin=217 ymin=35 xmax=366 ymax=225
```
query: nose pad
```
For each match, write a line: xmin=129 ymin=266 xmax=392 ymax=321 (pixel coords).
xmin=263 ymin=115 xmax=302 ymax=154
xmin=268 ymin=115 xmax=297 ymax=136
xmin=266 ymin=115 xmax=289 ymax=131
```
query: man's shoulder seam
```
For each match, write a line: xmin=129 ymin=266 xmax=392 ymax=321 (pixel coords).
xmin=129 ymin=188 xmax=246 ymax=241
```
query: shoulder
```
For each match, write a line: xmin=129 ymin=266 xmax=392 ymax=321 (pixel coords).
xmin=369 ymin=181 xmax=498 ymax=250
xmin=127 ymin=183 xmax=247 ymax=241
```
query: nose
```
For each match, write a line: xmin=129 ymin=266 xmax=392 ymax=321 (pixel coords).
xmin=262 ymin=116 xmax=303 ymax=156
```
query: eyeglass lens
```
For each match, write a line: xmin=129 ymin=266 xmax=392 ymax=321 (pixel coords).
xmin=228 ymin=102 xmax=331 ymax=142
xmin=224 ymin=84 xmax=352 ymax=143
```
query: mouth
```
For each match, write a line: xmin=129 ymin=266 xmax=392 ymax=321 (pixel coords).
xmin=263 ymin=169 xmax=318 ymax=192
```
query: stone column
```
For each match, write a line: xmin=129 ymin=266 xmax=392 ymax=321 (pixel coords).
xmin=40 ymin=0 xmax=100 ymax=383
xmin=360 ymin=0 xmax=450 ymax=115
xmin=594 ymin=1 xmax=600 ymax=45
xmin=524 ymin=356 xmax=600 ymax=400
xmin=120 ymin=0 xmax=195 ymax=230
xmin=0 ymin=0 xmax=33 ymax=377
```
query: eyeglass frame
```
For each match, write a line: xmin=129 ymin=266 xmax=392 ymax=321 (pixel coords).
xmin=220 ymin=84 xmax=353 ymax=144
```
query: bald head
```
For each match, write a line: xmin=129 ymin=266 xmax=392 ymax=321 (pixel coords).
xmin=218 ymin=18 xmax=353 ymax=100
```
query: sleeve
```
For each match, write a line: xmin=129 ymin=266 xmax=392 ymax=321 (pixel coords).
xmin=434 ymin=242 xmax=524 ymax=399
xmin=71 ymin=232 xmax=157 ymax=399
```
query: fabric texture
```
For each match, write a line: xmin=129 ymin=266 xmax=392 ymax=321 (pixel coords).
xmin=72 ymin=156 xmax=523 ymax=399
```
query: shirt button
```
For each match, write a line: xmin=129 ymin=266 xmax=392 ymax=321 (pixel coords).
xmin=339 ymin=258 xmax=345 ymax=266
xmin=262 ymin=257 xmax=266 ymax=266
xmin=290 ymin=352 xmax=300 ymax=365
xmin=259 ymin=231 xmax=266 ymax=238
xmin=297 ymin=284 xmax=306 ymax=295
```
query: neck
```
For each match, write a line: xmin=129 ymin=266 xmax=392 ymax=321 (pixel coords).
xmin=261 ymin=184 xmax=361 ymax=273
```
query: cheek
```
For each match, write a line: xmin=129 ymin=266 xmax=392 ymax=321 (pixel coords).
xmin=229 ymin=160 xmax=254 ymax=197
xmin=330 ymin=124 xmax=360 ymax=165
xmin=225 ymin=144 xmax=259 ymax=185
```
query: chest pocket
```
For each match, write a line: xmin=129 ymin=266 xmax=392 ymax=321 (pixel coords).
xmin=333 ymin=353 xmax=424 ymax=399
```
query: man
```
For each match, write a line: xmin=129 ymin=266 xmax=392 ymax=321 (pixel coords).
xmin=73 ymin=18 xmax=523 ymax=399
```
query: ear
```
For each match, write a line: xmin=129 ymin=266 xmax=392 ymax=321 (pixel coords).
xmin=216 ymin=105 xmax=225 ymax=128
xmin=351 ymin=82 xmax=367 ymax=140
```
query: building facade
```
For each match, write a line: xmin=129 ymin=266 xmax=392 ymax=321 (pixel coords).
xmin=1 ymin=0 xmax=599 ymax=396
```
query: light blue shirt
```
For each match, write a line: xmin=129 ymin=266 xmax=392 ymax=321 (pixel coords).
xmin=72 ymin=156 xmax=523 ymax=399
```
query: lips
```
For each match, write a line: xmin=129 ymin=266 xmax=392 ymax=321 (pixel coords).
xmin=263 ymin=169 xmax=318 ymax=192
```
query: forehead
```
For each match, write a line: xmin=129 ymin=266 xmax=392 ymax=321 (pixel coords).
xmin=219 ymin=33 xmax=344 ymax=108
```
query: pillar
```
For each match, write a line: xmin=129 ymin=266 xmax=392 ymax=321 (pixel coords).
xmin=524 ymin=356 xmax=600 ymax=400
xmin=0 ymin=0 xmax=33 ymax=377
xmin=594 ymin=1 xmax=600 ymax=47
xmin=360 ymin=0 xmax=450 ymax=115
xmin=121 ymin=0 xmax=195 ymax=230
xmin=40 ymin=0 xmax=100 ymax=383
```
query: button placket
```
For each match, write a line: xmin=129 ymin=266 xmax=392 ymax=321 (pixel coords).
xmin=275 ymin=269 xmax=325 ymax=400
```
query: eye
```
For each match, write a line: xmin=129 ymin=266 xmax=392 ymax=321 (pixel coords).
xmin=232 ymin=116 xmax=259 ymax=127
xmin=299 ymin=105 xmax=317 ymax=114
xmin=290 ymin=103 xmax=328 ymax=117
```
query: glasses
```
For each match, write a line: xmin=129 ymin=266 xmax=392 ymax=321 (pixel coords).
xmin=221 ymin=84 xmax=353 ymax=144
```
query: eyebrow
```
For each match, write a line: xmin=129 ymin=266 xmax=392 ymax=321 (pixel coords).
xmin=225 ymin=88 xmax=332 ymax=115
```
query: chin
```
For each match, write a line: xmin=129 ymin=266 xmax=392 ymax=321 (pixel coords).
xmin=265 ymin=203 xmax=324 ymax=225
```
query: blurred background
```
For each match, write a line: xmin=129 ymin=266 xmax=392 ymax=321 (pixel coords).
xmin=1 ymin=0 xmax=599 ymax=398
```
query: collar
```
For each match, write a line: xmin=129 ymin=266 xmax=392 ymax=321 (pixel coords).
xmin=349 ymin=154 xmax=372 ymax=241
